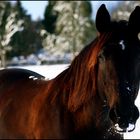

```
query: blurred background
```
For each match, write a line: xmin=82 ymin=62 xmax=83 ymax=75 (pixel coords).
xmin=0 ymin=1 xmax=140 ymax=139
xmin=0 ymin=1 xmax=139 ymax=67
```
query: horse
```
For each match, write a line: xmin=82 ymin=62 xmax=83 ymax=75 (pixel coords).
xmin=0 ymin=4 xmax=140 ymax=139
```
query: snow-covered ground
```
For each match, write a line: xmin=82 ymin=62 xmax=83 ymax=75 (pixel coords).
xmin=6 ymin=65 xmax=140 ymax=139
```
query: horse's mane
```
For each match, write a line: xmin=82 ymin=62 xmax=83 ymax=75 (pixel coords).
xmin=43 ymin=33 xmax=112 ymax=113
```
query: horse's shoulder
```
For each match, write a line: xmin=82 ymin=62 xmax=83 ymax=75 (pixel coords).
xmin=0 ymin=68 xmax=45 ymax=83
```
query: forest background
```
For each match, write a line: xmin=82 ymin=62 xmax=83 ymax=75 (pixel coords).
xmin=0 ymin=1 xmax=138 ymax=67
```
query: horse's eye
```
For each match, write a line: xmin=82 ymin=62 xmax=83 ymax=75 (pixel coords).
xmin=138 ymin=32 xmax=140 ymax=40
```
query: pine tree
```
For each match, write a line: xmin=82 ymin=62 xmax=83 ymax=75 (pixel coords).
xmin=9 ymin=1 xmax=43 ymax=59
xmin=0 ymin=1 xmax=24 ymax=67
xmin=41 ymin=1 xmax=96 ymax=60
xmin=42 ymin=1 xmax=58 ymax=33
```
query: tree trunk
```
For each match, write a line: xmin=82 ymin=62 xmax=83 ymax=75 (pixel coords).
xmin=0 ymin=50 xmax=6 ymax=68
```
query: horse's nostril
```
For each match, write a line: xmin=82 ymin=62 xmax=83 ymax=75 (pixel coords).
xmin=128 ymin=105 xmax=140 ymax=124
xmin=118 ymin=119 xmax=129 ymax=129
xmin=133 ymin=106 xmax=139 ymax=121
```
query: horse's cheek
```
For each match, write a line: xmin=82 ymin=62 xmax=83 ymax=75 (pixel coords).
xmin=97 ymin=59 xmax=118 ymax=109
xmin=105 ymin=60 xmax=119 ymax=108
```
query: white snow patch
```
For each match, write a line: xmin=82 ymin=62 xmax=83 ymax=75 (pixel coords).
xmin=8 ymin=64 xmax=69 ymax=80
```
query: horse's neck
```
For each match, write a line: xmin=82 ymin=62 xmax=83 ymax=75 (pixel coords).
xmin=44 ymin=33 xmax=112 ymax=110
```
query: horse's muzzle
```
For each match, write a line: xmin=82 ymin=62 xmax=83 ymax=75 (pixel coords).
xmin=109 ymin=105 xmax=139 ymax=133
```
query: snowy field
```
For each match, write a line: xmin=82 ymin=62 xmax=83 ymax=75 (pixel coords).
xmin=6 ymin=64 xmax=140 ymax=139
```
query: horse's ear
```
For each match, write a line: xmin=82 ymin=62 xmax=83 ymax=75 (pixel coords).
xmin=128 ymin=6 xmax=140 ymax=34
xmin=96 ymin=4 xmax=111 ymax=33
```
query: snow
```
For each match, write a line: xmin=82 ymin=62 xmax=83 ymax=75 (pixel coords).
xmin=6 ymin=64 xmax=140 ymax=139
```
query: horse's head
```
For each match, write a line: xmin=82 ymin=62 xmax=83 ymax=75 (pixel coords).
xmin=96 ymin=4 xmax=140 ymax=133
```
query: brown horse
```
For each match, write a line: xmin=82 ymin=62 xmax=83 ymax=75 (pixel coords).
xmin=0 ymin=4 xmax=140 ymax=139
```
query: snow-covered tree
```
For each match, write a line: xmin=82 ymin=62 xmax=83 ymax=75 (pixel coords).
xmin=112 ymin=1 xmax=140 ymax=21
xmin=0 ymin=2 xmax=24 ymax=67
xmin=41 ymin=1 xmax=96 ymax=60
xmin=9 ymin=1 xmax=43 ymax=59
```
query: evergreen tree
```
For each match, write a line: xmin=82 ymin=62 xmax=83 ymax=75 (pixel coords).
xmin=41 ymin=1 xmax=96 ymax=60
xmin=9 ymin=0 xmax=43 ymax=59
xmin=0 ymin=1 xmax=24 ymax=67
xmin=42 ymin=1 xmax=58 ymax=33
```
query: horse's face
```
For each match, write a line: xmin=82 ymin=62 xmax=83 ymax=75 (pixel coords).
xmin=96 ymin=4 xmax=140 ymax=132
